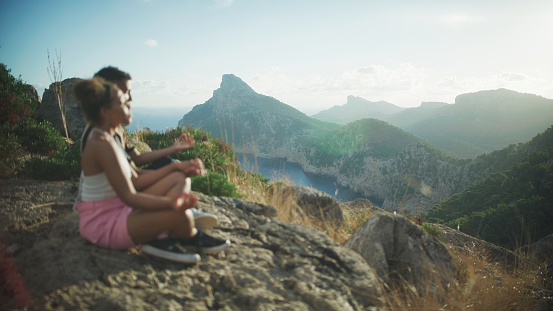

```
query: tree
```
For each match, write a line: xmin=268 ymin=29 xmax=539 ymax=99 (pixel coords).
xmin=47 ymin=48 xmax=69 ymax=142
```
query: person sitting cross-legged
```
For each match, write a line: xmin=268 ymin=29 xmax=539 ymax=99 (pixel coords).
xmin=73 ymin=77 xmax=230 ymax=264
xmin=79 ymin=66 xmax=217 ymax=230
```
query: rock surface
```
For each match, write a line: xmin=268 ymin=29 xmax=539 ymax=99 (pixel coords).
xmin=25 ymin=84 xmax=40 ymax=103
xmin=517 ymin=234 xmax=553 ymax=263
xmin=38 ymin=78 xmax=85 ymax=141
xmin=434 ymin=224 xmax=518 ymax=269
xmin=4 ymin=179 xmax=550 ymax=310
xmin=276 ymin=186 xmax=344 ymax=226
xmin=345 ymin=212 xmax=457 ymax=296
xmin=1 ymin=179 xmax=384 ymax=310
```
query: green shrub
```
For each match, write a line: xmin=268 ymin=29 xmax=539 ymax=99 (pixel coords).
xmin=1 ymin=62 xmax=69 ymax=179
xmin=422 ymin=222 xmax=442 ymax=237
xmin=24 ymin=143 xmax=81 ymax=181
xmin=191 ymin=171 xmax=240 ymax=198
xmin=0 ymin=63 xmax=39 ymax=126
xmin=12 ymin=120 xmax=65 ymax=154
xmin=0 ymin=132 xmax=23 ymax=178
xmin=139 ymin=127 xmax=235 ymax=174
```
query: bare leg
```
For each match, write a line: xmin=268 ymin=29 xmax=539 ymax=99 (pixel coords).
xmin=141 ymin=171 xmax=186 ymax=197
xmin=127 ymin=208 xmax=197 ymax=245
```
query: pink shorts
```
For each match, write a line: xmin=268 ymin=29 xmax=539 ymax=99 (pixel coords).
xmin=75 ymin=197 xmax=135 ymax=250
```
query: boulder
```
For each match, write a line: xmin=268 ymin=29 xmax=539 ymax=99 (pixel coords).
xmin=276 ymin=186 xmax=344 ymax=226
xmin=434 ymin=224 xmax=518 ymax=269
xmin=340 ymin=198 xmax=383 ymax=216
xmin=345 ymin=212 xmax=456 ymax=296
xmin=1 ymin=179 xmax=384 ymax=310
xmin=38 ymin=78 xmax=85 ymax=141
xmin=25 ymin=84 xmax=40 ymax=103
xmin=517 ymin=234 xmax=553 ymax=263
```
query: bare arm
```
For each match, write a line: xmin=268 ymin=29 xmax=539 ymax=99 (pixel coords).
xmin=132 ymin=162 xmax=180 ymax=191
xmin=87 ymin=138 xmax=191 ymax=212
xmin=129 ymin=147 xmax=176 ymax=167
xmin=130 ymin=132 xmax=195 ymax=167
xmin=132 ymin=158 xmax=208 ymax=191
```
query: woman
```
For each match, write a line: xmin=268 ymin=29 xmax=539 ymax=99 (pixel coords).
xmin=74 ymin=77 xmax=229 ymax=264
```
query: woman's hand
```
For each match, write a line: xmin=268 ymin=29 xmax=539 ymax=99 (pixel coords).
xmin=172 ymin=133 xmax=195 ymax=151
xmin=170 ymin=177 xmax=197 ymax=212
xmin=177 ymin=158 xmax=207 ymax=177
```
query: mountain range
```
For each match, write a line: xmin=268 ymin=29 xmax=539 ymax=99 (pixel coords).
xmin=178 ymin=74 xmax=553 ymax=213
xmin=312 ymin=89 xmax=553 ymax=158
xmin=311 ymin=96 xmax=405 ymax=125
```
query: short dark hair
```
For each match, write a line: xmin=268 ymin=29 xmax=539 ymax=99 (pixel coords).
xmin=94 ymin=66 xmax=131 ymax=83
xmin=74 ymin=77 xmax=116 ymax=124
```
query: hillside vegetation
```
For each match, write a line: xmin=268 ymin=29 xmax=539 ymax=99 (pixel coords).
xmin=424 ymin=126 xmax=553 ymax=250
xmin=313 ymin=118 xmax=423 ymax=160
xmin=313 ymin=88 xmax=553 ymax=158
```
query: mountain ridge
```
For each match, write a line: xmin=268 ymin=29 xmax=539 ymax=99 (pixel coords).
xmin=179 ymin=74 xmax=340 ymax=156
xmin=312 ymin=88 xmax=553 ymax=158
xmin=311 ymin=95 xmax=404 ymax=125
xmin=178 ymin=74 xmax=553 ymax=213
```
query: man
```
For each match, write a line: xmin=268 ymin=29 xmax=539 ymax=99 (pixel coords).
xmin=79 ymin=66 xmax=217 ymax=230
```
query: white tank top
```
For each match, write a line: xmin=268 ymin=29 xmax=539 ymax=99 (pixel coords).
xmin=80 ymin=129 xmax=133 ymax=201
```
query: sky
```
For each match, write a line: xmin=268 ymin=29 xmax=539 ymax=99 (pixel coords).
xmin=1 ymin=0 xmax=552 ymax=115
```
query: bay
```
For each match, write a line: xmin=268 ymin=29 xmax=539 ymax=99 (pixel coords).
xmin=238 ymin=154 xmax=368 ymax=202
xmin=127 ymin=108 xmax=371 ymax=203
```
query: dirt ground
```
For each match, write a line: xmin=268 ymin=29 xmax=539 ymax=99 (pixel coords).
xmin=0 ymin=178 xmax=78 ymax=309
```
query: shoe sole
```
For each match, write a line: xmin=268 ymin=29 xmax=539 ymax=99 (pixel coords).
xmin=194 ymin=215 xmax=218 ymax=230
xmin=142 ymin=245 xmax=200 ymax=264
xmin=183 ymin=240 xmax=231 ymax=255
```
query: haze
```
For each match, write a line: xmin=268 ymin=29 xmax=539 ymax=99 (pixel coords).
xmin=1 ymin=0 xmax=552 ymax=115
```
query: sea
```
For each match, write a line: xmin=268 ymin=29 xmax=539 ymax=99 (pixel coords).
xmin=237 ymin=154 xmax=367 ymax=202
xmin=127 ymin=107 xmax=368 ymax=202
xmin=124 ymin=106 xmax=189 ymax=133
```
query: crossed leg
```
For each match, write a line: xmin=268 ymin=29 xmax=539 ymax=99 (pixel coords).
xmin=126 ymin=171 xmax=197 ymax=245
xmin=127 ymin=208 xmax=197 ymax=245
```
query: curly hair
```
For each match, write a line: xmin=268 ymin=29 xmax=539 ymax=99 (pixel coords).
xmin=73 ymin=77 xmax=115 ymax=124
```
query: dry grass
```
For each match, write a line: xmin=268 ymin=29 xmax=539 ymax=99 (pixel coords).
xmin=380 ymin=246 xmax=544 ymax=311
xmin=227 ymin=159 xmax=374 ymax=244
xmin=129 ymin=130 xmax=546 ymax=310
xmin=228 ymin=163 xmax=546 ymax=310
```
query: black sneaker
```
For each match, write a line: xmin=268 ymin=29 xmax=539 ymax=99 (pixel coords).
xmin=179 ymin=230 xmax=231 ymax=255
xmin=142 ymin=237 xmax=200 ymax=264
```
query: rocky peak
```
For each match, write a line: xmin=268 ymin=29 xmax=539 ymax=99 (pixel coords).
xmin=346 ymin=95 xmax=362 ymax=103
xmin=25 ymin=84 xmax=40 ymax=103
xmin=218 ymin=74 xmax=255 ymax=95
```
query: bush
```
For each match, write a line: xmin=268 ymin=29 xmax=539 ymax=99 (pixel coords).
xmin=23 ymin=142 xmax=81 ymax=181
xmin=139 ymin=127 xmax=235 ymax=174
xmin=192 ymin=171 xmax=240 ymax=198
xmin=422 ymin=222 xmax=442 ymax=237
xmin=0 ymin=132 xmax=23 ymax=178
xmin=0 ymin=64 xmax=38 ymax=126
xmin=11 ymin=120 xmax=65 ymax=154
xmin=1 ymin=62 xmax=69 ymax=179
